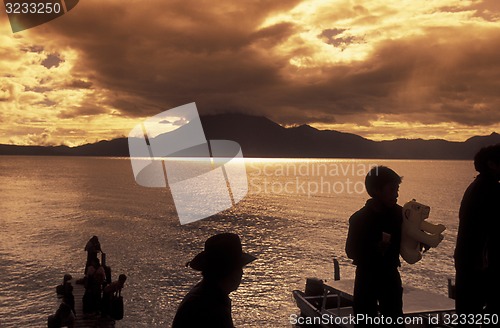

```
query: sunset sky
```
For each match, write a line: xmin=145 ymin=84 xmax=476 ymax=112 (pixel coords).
xmin=1 ymin=0 xmax=499 ymax=146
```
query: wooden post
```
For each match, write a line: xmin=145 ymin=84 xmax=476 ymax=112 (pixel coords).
xmin=333 ymin=257 xmax=340 ymax=281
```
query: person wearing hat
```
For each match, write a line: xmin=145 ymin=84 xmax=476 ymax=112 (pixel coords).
xmin=84 ymin=236 xmax=102 ymax=274
xmin=172 ymin=233 xmax=256 ymax=328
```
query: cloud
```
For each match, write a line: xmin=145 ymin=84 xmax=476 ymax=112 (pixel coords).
xmin=41 ymin=53 xmax=64 ymax=69
xmin=319 ymin=28 xmax=365 ymax=50
xmin=0 ymin=85 xmax=12 ymax=102
xmin=1 ymin=0 xmax=499 ymax=145
xmin=66 ymin=79 xmax=92 ymax=89
xmin=172 ymin=118 xmax=188 ymax=126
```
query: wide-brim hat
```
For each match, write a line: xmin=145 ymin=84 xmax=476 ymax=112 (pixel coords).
xmin=189 ymin=233 xmax=256 ymax=272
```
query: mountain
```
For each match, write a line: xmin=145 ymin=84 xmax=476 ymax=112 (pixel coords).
xmin=200 ymin=114 xmax=378 ymax=158
xmin=0 ymin=114 xmax=499 ymax=159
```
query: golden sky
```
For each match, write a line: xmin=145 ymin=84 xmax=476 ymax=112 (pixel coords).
xmin=1 ymin=0 xmax=500 ymax=146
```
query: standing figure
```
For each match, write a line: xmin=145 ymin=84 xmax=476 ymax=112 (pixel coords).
xmin=84 ymin=236 xmax=101 ymax=275
xmin=83 ymin=258 xmax=105 ymax=314
xmin=345 ymin=166 xmax=404 ymax=326
xmin=455 ymin=144 xmax=500 ymax=317
xmin=172 ymin=233 xmax=256 ymax=328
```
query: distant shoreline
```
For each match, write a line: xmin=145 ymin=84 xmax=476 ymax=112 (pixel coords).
xmin=1 ymin=114 xmax=498 ymax=160
xmin=0 ymin=153 xmax=474 ymax=161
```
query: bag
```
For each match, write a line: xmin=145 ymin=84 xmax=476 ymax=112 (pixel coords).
xmin=110 ymin=290 xmax=124 ymax=320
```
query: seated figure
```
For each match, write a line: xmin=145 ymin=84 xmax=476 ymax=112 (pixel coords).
xmin=47 ymin=303 xmax=75 ymax=328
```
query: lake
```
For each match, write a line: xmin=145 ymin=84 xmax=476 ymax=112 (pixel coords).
xmin=0 ymin=156 xmax=475 ymax=327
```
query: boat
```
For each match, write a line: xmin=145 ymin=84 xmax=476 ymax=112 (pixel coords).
xmin=292 ymin=259 xmax=456 ymax=327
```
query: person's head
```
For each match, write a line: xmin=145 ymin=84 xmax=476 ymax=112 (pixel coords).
xmin=365 ymin=166 xmax=402 ymax=208
xmin=202 ymin=266 xmax=244 ymax=293
xmin=188 ymin=233 xmax=256 ymax=294
xmin=118 ymin=274 xmax=127 ymax=287
xmin=474 ymin=144 xmax=500 ymax=180
xmin=63 ymin=274 xmax=72 ymax=283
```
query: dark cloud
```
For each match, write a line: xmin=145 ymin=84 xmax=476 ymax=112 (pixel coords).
xmin=25 ymin=86 xmax=52 ymax=93
xmin=17 ymin=118 xmax=47 ymax=123
xmin=66 ymin=79 xmax=92 ymax=89
xmin=36 ymin=98 xmax=57 ymax=107
xmin=32 ymin=0 xmax=300 ymax=114
xmin=250 ymin=22 xmax=297 ymax=46
xmin=57 ymin=102 xmax=108 ymax=119
xmin=21 ymin=45 xmax=44 ymax=53
xmin=41 ymin=53 xmax=64 ymax=69
xmin=439 ymin=1 xmax=500 ymax=22
xmin=319 ymin=28 xmax=364 ymax=49
xmin=26 ymin=0 xmax=500 ymax=130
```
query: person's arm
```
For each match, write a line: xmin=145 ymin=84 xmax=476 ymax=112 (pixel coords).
xmin=345 ymin=215 xmax=360 ymax=261
xmin=346 ymin=213 xmax=380 ymax=264
xmin=104 ymin=281 xmax=119 ymax=294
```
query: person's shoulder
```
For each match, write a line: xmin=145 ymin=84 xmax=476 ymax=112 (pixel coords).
xmin=462 ymin=175 xmax=497 ymax=203
xmin=172 ymin=298 xmax=206 ymax=328
xmin=178 ymin=284 xmax=206 ymax=306
xmin=174 ymin=288 xmax=208 ymax=324
xmin=349 ymin=202 xmax=371 ymax=223
xmin=104 ymin=281 xmax=119 ymax=293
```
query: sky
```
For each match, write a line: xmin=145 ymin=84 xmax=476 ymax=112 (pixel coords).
xmin=1 ymin=0 xmax=500 ymax=146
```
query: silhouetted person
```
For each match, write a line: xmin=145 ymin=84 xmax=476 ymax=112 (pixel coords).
xmin=84 ymin=236 xmax=101 ymax=274
xmin=63 ymin=284 xmax=76 ymax=317
xmin=101 ymin=274 xmax=127 ymax=318
xmin=47 ymin=302 xmax=75 ymax=328
xmin=346 ymin=166 xmax=404 ymax=326
xmin=56 ymin=274 xmax=72 ymax=296
xmin=455 ymin=144 xmax=500 ymax=318
xmin=172 ymin=233 xmax=256 ymax=328
xmin=83 ymin=258 xmax=105 ymax=314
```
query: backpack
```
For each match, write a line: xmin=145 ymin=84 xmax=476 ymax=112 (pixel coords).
xmin=110 ymin=289 xmax=124 ymax=320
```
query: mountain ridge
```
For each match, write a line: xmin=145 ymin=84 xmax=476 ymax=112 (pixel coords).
xmin=0 ymin=114 xmax=498 ymax=159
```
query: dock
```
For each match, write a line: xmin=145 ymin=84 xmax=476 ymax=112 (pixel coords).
xmin=56 ymin=278 xmax=116 ymax=328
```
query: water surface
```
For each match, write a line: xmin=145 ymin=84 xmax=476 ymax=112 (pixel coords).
xmin=0 ymin=156 xmax=474 ymax=327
